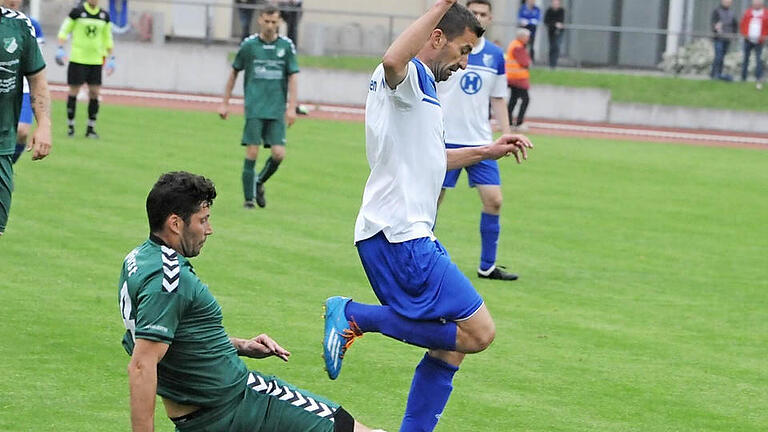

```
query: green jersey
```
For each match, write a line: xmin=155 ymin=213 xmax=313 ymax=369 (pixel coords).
xmin=118 ymin=236 xmax=249 ymax=407
xmin=0 ymin=8 xmax=45 ymax=155
xmin=233 ymin=35 xmax=299 ymax=120
xmin=58 ymin=3 xmax=113 ymax=65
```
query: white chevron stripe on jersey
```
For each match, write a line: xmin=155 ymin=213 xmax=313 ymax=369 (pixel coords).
xmin=317 ymin=402 xmax=333 ymax=418
xmin=160 ymin=246 xmax=179 ymax=292
xmin=279 ymin=386 xmax=294 ymax=401
xmin=304 ymin=396 xmax=318 ymax=413
xmin=290 ymin=390 xmax=306 ymax=406
xmin=1 ymin=7 xmax=36 ymax=37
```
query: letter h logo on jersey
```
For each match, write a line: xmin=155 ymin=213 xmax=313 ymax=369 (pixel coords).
xmin=460 ymin=71 xmax=482 ymax=95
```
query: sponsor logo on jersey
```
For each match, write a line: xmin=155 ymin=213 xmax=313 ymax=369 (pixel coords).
xmin=460 ymin=71 xmax=483 ymax=95
xmin=3 ymin=37 xmax=17 ymax=53
xmin=276 ymin=47 xmax=285 ymax=58
xmin=483 ymin=53 xmax=494 ymax=68
xmin=86 ymin=24 xmax=98 ymax=37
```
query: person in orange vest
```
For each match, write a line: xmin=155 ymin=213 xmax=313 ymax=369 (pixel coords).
xmin=506 ymin=28 xmax=531 ymax=131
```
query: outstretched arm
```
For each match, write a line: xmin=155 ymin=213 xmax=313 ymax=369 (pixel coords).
xmin=128 ymin=339 xmax=169 ymax=432
xmin=231 ymin=334 xmax=291 ymax=361
xmin=218 ymin=69 xmax=240 ymax=119
xmin=381 ymin=0 xmax=456 ymax=89
xmin=26 ymin=69 xmax=51 ymax=160
xmin=446 ymin=134 xmax=533 ymax=170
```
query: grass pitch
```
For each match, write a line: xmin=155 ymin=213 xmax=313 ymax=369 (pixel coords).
xmin=0 ymin=102 xmax=766 ymax=431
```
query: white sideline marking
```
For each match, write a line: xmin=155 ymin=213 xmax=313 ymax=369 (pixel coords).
xmin=48 ymin=85 xmax=768 ymax=146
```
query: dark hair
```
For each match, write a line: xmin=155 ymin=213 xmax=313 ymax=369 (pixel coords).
xmin=437 ymin=3 xmax=485 ymax=40
xmin=466 ymin=0 xmax=492 ymax=11
xmin=146 ymin=171 xmax=217 ymax=233
xmin=260 ymin=5 xmax=280 ymax=16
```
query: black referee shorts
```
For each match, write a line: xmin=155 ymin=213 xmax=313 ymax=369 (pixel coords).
xmin=67 ymin=61 xmax=102 ymax=86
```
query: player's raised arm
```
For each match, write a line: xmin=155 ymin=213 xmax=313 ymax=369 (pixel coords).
xmin=382 ymin=0 xmax=457 ymax=88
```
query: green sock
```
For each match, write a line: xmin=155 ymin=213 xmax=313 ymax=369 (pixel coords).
xmin=257 ymin=157 xmax=281 ymax=185
xmin=242 ymin=158 xmax=256 ymax=201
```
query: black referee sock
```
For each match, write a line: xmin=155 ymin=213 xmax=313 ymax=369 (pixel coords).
xmin=66 ymin=95 xmax=76 ymax=122
xmin=257 ymin=157 xmax=281 ymax=185
xmin=88 ymin=98 xmax=99 ymax=124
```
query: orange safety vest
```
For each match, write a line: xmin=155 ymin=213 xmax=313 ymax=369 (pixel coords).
xmin=505 ymin=39 xmax=529 ymax=82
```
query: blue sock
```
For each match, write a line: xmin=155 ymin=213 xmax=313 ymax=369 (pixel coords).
xmin=479 ymin=212 xmax=500 ymax=271
xmin=345 ymin=301 xmax=456 ymax=351
xmin=400 ymin=353 xmax=459 ymax=432
xmin=11 ymin=143 xmax=25 ymax=164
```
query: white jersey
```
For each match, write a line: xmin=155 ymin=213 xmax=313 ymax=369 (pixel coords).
xmin=748 ymin=9 xmax=765 ymax=43
xmin=437 ymin=37 xmax=507 ymax=146
xmin=354 ymin=59 xmax=446 ymax=243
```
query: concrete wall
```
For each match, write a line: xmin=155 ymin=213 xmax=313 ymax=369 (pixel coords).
xmin=609 ymin=103 xmax=768 ymax=134
xmin=527 ymin=85 xmax=611 ymax=123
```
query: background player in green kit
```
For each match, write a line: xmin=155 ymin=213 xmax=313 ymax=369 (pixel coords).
xmin=0 ymin=6 xmax=52 ymax=236
xmin=219 ymin=5 xmax=299 ymax=209
xmin=56 ymin=0 xmax=115 ymax=138
xmin=119 ymin=171 xmax=384 ymax=432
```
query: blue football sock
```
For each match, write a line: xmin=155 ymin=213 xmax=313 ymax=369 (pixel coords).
xmin=400 ymin=353 xmax=459 ymax=432
xmin=11 ymin=143 xmax=25 ymax=164
xmin=479 ymin=212 xmax=500 ymax=271
xmin=345 ymin=301 xmax=456 ymax=351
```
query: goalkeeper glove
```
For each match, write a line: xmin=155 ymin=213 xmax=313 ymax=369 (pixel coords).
xmin=106 ymin=55 xmax=116 ymax=74
xmin=55 ymin=46 xmax=66 ymax=66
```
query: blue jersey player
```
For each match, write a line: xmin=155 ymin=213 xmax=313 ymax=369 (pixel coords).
xmin=437 ymin=0 xmax=519 ymax=281
xmin=323 ymin=2 xmax=533 ymax=431
xmin=3 ymin=0 xmax=43 ymax=164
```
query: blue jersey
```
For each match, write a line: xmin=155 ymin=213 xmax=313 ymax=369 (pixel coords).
xmin=30 ymin=17 xmax=43 ymax=43
xmin=518 ymin=4 xmax=541 ymax=30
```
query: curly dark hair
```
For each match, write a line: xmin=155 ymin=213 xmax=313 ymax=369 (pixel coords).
xmin=146 ymin=171 xmax=217 ymax=233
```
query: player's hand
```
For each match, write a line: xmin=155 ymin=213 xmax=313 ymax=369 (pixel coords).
xmin=285 ymin=107 xmax=296 ymax=127
xmin=218 ymin=104 xmax=229 ymax=119
xmin=238 ymin=334 xmax=291 ymax=361
xmin=488 ymin=133 xmax=533 ymax=163
xmin=55 ymin=46 xmax=66 ymax=66
xmin=105 ymin=56 xmax=116 ymax=76
xmin=29 ymin=122 xmax=52 ymax=161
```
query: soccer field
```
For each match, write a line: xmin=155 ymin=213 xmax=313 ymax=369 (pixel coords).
xmin=1 ymin=102 xmax=766 ymax=431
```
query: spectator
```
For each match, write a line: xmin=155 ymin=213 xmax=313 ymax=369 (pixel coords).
xmin=740 ymin=0 xmax=768 ymax=89
xmin=506 ymin=28 xmax=532 ymax=131
xmin=711 ymin=0 xmax=737 ymax=81
xmin=544 ymin=0 xmax=565 ymax=68
xmin=236 ymin=0 xmax=259 ymax=41
xmin=518 ymin=0 xmax=541 ymax=62
xmin=279 ymin=0 xmax=302 ymax=48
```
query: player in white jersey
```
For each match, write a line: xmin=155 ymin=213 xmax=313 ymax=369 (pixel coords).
xmin=323 ymin=2 xmax=533 ymax=431
xmin=437 ymin=0 xmax=519 ymax=281
xmin=3 ymin=0 xmax=43 ymax=164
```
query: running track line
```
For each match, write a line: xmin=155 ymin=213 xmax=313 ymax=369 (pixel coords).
xmin=49 ymin=84 xmax=768 ymax=147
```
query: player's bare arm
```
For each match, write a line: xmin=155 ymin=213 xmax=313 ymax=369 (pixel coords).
xmin=230 ymin=334 xmax=291 ymax=361
xmin=218 ymin=69 xmax=240 ymax=119
xmin=27 ymin=69 xmax=51 ymax=160
xmin=285 ymin=73 xmax=298 ymax=126
xmin=128 ymin=338 xmax=169 ymax=432
xmin=446 ymin=133 xmax=533 ymax=169
xmin=490 ymin=96 xmax=512 ymax=135
xmin=382 ymin=0 xmax=457 ymax=88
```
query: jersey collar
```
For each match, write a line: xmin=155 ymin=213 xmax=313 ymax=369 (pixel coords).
xmin=471 ymin=36 xmax=486 ymax=55
xmin=84 ymin=2 xmax=100 ymax=15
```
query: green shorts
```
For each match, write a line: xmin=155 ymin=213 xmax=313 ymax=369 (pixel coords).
xmin=171 ymin=371 xmax=355 ymax=432
xmin=0 ymin=154 xmax=14 ymax=234
xmin=241 ymin=118 xmax=286 ymax=147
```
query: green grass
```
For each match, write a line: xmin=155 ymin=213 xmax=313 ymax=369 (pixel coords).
xmin=532 ymin=68 xmax=768 ymax=112
xmin=1 ymin=103 xmax=767 ymax=431
xmin=294 ymin=54 xmax=768 ymax=112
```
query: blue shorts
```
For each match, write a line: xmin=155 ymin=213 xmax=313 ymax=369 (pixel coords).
xmin=443 ymin=143 xmax=501 ymax=188
xmin=356 ymin=231 xmax=484 ymax=322
xmin=19 ymin=93 xmax=33 ymax=125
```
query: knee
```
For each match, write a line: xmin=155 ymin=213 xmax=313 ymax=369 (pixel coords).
xmin=271 ymin=148 xmax=286 ymax=162
xmin=484 ymin=198 xmax=502 ymax=214
xmin=463 ymin=323 xmax=496 ymax=354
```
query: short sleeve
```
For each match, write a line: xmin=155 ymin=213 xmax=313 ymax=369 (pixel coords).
xmin=232 ymin=44 xmax=247 ymax=71
xmin=491 ymin=52 xmax=507 ymax=98
xmin=21 ymin=20 xmax=45 ymax=76
xmin=285 ymin=40 xmax=299 ymax=75
xmin=134 ymin=278 xmax=188 ymax=344
xmin=387 ymin=61 xmax=424 ymax=109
